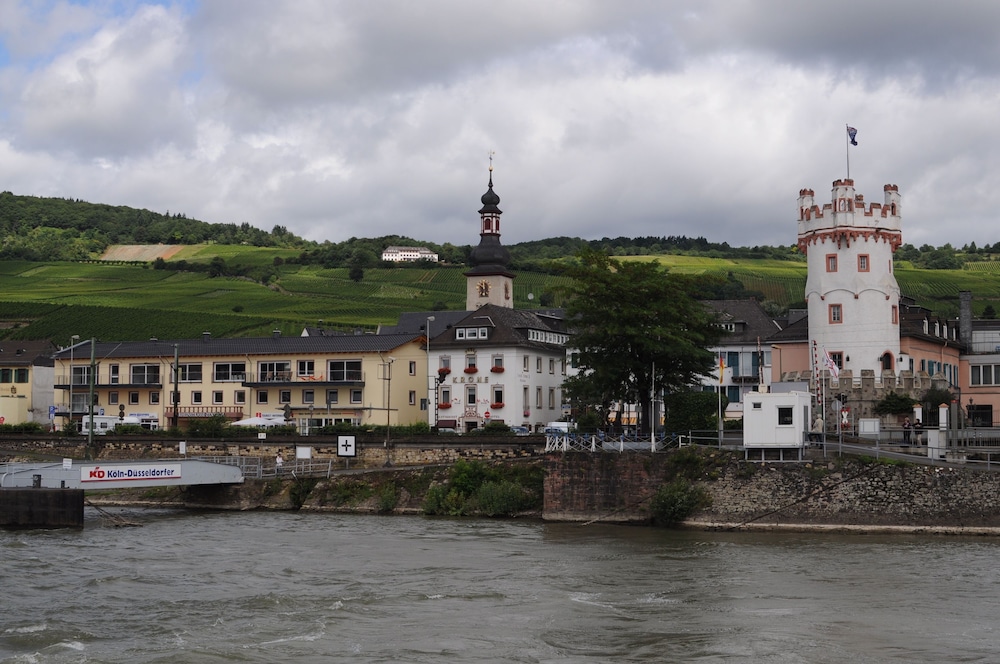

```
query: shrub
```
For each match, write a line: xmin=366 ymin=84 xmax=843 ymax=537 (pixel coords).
xmin=375 ymin=483 xmax=399 ymax=514
xmin=649 ymin=479 xmax=711 ymax=527
xmin=476 ymin=480 xmax=530 ymax=517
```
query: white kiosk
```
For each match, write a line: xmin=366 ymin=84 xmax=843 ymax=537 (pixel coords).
xmin=743 ymin=390 xmax=811 ymax=461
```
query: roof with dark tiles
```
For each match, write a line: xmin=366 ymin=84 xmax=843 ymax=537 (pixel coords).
xmin=52 ymin=333 xmax=424 ymax=360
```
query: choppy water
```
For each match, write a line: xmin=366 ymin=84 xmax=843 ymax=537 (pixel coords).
xmin=2 ymin=508 xmax=999 ymax=663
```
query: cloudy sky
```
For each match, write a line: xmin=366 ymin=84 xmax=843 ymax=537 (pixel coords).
xmin=2 ymin=1 xmax=999 ymax=249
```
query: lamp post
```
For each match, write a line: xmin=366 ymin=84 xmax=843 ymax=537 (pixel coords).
xmin=68 ymin=334 xmax=79 ymax=431
xmin=425 ymin=315 xmax=435 ymax=428
xmin=382 ymin=356 xmax=396 ymax=466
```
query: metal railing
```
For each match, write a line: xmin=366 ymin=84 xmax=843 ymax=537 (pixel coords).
xmin=195 ymin=455 xmax=335 ymax=479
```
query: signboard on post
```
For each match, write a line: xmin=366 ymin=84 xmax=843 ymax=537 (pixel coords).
xmin=337 ymin=435 xmax=357 ymax=458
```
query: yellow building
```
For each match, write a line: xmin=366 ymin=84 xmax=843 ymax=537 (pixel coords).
xmin=53 ymin=332 xmax=427 ymax=433
xmin=0 ymin=340 xmax=56 ymax=427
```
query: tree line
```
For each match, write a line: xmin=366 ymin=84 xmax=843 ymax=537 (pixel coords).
xmin=1 ymin=190 xmax=997 ymax=270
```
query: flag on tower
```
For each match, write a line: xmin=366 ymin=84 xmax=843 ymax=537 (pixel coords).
xmin=847 ymin=126 xmax=858 ymax=146
xmin=822 ymin=348 xmax=840 ymax=379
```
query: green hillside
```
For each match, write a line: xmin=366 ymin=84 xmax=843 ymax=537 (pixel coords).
xmin=1 ymin=248 xmax=999 ymax=343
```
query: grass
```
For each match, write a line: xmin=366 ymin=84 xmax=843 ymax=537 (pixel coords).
xmin=3 ymin=246 xmax=1000 ymax=341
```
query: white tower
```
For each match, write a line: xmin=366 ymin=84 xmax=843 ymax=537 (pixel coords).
xmin=797 ymin=179 xmax=902 ymax=375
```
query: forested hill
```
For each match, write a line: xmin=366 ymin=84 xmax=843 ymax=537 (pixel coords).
xmin=0 ymin=190 xmax=995 ymax=270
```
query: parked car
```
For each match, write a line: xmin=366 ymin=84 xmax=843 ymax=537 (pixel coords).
xmin=437 ymin=427 xmax=460 ymax=435
xmin=510 ymin=426 xmax=530 ymax=436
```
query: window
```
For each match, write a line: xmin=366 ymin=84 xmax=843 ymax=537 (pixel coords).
xmin=829 ymin=304 xmax=843 ymax=324
xmin=279 ymin=390 xmax=291 ymax=404
xmin=130 ymin=364 xmax=160 ymax=385
xmin=297 ymin=360 xmax=315 ymax=377
xmin=303 ymin=389 xmax=314 ymax=404
xmin=409 ymin=390 xmax=416 ymax=406
xmin=467 ymin=386 xmax=476 ymax=405
xmin=329 ymin=360 xmax=362 ymax=382
xmin=235 ymin=390 xmax=246 ymax=404
xmin=561 ymin=359 xmax=566 ymax=376
xmin=493 ymin=355 xmax=504 ymax=370
xmin=826 ymin=254 xmax=838 ymax=272
xmin=109 ymin=364 xmax=119 ymax=384
xmin=214 ymin=362 xmax=246 ymax=382
xmin=523 ymin=386 xmax=529 ymax=409
xmin=175 ymin=363 xmax=203 ymax=382
xmin=350 ymin=389 xmax=362 ymax=404
xmin=523 ymin=356 xmax=529 ymax=372
xmin=727 ymin=352 xmax=740 ymax=377
xmin=14 ymin=368 xmax=28 ymax=383
xmin=257 ymin=390 xmax=268 ymax=404
xmin=326 ymin=389 xmax=338 ymax=405
xmin=409 ymin=361 xmax=416 ymax=376
xmin=971 ymin=364 xmax=1000 ymax=386
xmin=129 ymin=392 xmax=140 ymax=405
xmin=441 ymin=387 xmax=451 ymax=404
xmin=0 ymin=369 xmax=10 ymax=382
xmin=70 ymin=365 xmax=91 ymax=387
xmin=456 ymin=328 xmax=466 ymax=340
xmin=858 ymin=254 xmax=870 ymax=272
xmin=212 ymin=391 xmax=224 ymax=405
xmin=726 ymin=386 xmax=740 ymax=404
xmin=109 ymin=391 xmax=119 ymax=405
xmin=493 ymin=386 xmax=504 ymax=404
xmin=548 ymin=388 xmax=555 ymax=409
xmin=440 ymin=356 xmax=451 ymax=371
xmin=466 ymin=354 xmax=477 ymax=370
xmin=777 ymin=407 xmax=793 ymax=425
xmin=170 ymin=391 xmax=179 ymax=405
xmin=191 ymin=391 xmax=202 ymax=405
xmin=149 ymin=392 xmax=160 ymax=405
xmin=549 ymin=358 xmax=555 ymax=374
xmin=829 ymin=352 xmax=843 ymax=370
xmin=259 ymin=361 xmax=291 ymax=381
xmin=535 ymin=387 xmax=543 ymax=409
xmin=536 ymin=357 xmax=542 ymax=373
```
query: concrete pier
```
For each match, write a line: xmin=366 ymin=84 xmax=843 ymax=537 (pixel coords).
xmin=0 ymin=489 xmax=84 ymax=529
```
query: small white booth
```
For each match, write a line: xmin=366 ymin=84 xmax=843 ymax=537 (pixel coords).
xmin=743 ymin=390 xmax=811 ymax=461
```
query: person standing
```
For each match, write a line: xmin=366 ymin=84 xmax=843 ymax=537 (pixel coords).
xmin=901 ymin=417 xmax=912 ymax=446
xmin=914 ymin=419 xmax=923 ymax=446
xmin=275 ymin=451 xmax=284 ymax=475
xmin=811 ymin=414 xmax=825 ymax=443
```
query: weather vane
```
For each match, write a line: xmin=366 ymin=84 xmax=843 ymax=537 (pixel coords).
xmin=489 ymin=150 xmax=495 ymax=172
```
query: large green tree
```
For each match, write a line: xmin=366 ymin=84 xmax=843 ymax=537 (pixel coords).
xmin=561 ymin=250 xmax=723 ymax=434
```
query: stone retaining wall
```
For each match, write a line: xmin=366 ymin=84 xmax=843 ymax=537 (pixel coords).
xmin=544 ymin=450 xmax=1000 ymax=528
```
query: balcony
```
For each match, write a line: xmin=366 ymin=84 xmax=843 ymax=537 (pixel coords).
xmin=55 ymin=374 xmax=163 ymax=389
xmin=242 ymin=372 xmax=365 ymax=387
xmin=165 ymin=406 xmax=246 ymax=419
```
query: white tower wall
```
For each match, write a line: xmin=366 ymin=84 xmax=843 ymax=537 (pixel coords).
xmin=798 ymin=180 xmax=902 ymax=375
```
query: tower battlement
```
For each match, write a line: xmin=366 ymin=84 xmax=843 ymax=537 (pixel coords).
xmin=797 ymin=180 xmax=902 ymax=253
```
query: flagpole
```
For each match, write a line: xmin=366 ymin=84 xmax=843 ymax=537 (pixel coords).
xmin=845 ymin=123 xmax=850 ymax=179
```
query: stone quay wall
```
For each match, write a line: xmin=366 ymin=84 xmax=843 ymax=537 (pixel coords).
xmin=544 ymin=450 xmax=1000 ymax=529
xmin=0 ymin=434 xmax=545 ymax=469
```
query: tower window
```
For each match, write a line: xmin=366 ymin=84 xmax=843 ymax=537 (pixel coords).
xmin=826 ymin=254 xmax=838 ymax=272
xmin=829 ymin=304 xmax=843 ymax=324
xmin=858 ymin=254 xmax=869 ymax=272
xmin=892 ymin=305 xmax=899 ymax=325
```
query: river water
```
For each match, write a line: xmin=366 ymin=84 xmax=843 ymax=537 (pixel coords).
xmin=2 ymin=508 xmax=999 ymax=663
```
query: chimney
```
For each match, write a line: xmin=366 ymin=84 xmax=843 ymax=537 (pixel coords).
xmin=272 ymin=329 xmax=281 ymax=339
xmin=959 ymin=291 xmax=973 ymax=348
xmin=202 ymin=331 xmax=211 ymax=343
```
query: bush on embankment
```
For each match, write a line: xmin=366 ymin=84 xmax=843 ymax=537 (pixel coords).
xmin=422 ymin=459 xmax=544 ymax=517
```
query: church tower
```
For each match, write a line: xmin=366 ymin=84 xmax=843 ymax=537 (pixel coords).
xmin=797 ymin=179 xmax=903 ymax=375
xmin=465 ymin=160 xmax=515 ymax=310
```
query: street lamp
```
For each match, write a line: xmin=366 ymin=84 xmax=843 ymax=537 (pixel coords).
xmin=68 ymin=334 xmax=79 ymax=431
xmin=382 ymin=356 xmax=396 ymax=466
xmin=425 ymin=315 xmax=435 ymax=427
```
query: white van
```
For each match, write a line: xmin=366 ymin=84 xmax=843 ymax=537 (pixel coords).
xmin=544 ymin=421 xmax=571 ymax=434
xmin=79 ymin=415 xmax=142 ymax=435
